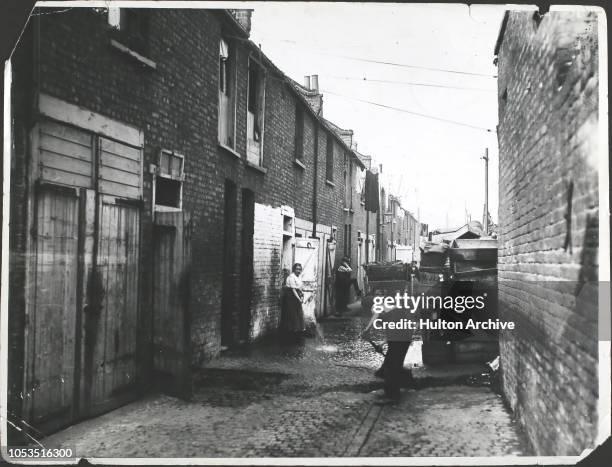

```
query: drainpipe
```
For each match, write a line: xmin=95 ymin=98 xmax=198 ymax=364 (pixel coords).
xmin=311 ymin=120 xmax=319 ymax=238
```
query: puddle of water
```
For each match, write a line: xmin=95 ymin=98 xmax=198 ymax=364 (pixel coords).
xmin=315 ymin=344 xmax=339 ymax=352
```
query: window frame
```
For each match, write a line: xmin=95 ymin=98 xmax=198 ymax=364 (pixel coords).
xmin=153 ymin=149 xmax=185 ymax=212
xmin=218 ymin=37 xmax=237 ymax=150
xmin=246 ymin=56 xmax=267 ymax=167
xmin=325 ymin=134 xmax=334 ymax=182
xmin=294 ymin=104 xmax=304 ymax=161
xmin=107 ymin=7 xmax=150 ymax=58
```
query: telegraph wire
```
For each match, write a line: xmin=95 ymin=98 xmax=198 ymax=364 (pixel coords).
xmin=324 ymin=75 xmax=497 ymax=92
xmin=320 ymin=52 xmax=497 ymax=78
xmin=257 ymin=37 xmax=497 ymax=78
xmin=321 ymin=89 xmax=497 ymax=133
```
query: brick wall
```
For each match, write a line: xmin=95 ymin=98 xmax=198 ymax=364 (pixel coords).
xmin=9 ymin=6 xmax=359 ymax=379
xmin=496 ymin=11 xmax=599 ymax=455
xmin=251 ymin=202 xmax=283 ymax=339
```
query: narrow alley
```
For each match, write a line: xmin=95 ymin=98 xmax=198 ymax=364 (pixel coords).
xmin=43 ymin=302 xmax=529 ymax=458
xmin=2 ymin=3 xmax=604 ymax=463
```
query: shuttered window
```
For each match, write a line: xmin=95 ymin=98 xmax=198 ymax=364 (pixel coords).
xmin=39 ymin=120 xmax=94 ymax=188
xmin=38 ymin=120 xmax=142 ymax=199
xmin=99 ymin=137 xmax=142 ymax=199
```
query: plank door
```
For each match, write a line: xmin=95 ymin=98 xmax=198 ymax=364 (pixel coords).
xmin=25 ymin=120 xmax=143 ymax=429
xmin=294 ymin=238 xmax=319 ymax=327
xmin=25 ymin=185 xmax=80 ymax=429
xmin=85 ymin=195 xmax=140 ymax=416
xmin=24 ymin=119 xmax=95 ymax=431
xmin=84 ymin=135 xmax=142 ymax=415
xmin=152 ymin=212 xmax=192 ymax=399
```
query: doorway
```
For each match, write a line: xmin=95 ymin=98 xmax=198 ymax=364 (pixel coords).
xmin=23 ymin=120 xmax=142 ymax=432
xmin=239 ymin=189 xmax=255 ymax=342
xmin=221 ymin=180 xmax=237 ymax=346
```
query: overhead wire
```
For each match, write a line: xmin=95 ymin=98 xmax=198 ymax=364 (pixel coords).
xmin=321 ymin=89 xmax=497 ymax=133
xmin=255 ymin=37 xmax=497 ymax=78
xmin=323 ymin=75 xmax=497 ymax=92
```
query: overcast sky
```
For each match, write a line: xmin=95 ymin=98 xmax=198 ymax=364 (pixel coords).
xmin=249 ymin=2 xmax=506 ymax=230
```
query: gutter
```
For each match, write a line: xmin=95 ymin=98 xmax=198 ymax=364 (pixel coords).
xmin=312 ymin=123 xmax=319 ymax=238
xmin=493 ymin=10 xmax=510 ymax=57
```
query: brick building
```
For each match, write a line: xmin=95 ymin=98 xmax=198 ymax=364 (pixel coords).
xmin=495 ymin=10 xmax=600 ymax=455
xmin=379 ymin=192 xmax=420 ymax=263
xmin=8 ymin=7 xmax=367 ymax=433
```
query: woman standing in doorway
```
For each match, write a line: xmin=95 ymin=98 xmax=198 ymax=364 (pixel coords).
xmin=281 ymin=263 xmax=306 ymax=340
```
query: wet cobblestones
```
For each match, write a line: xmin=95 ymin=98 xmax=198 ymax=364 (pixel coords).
xmin=43 ymin=307 xmax=532 ymax=458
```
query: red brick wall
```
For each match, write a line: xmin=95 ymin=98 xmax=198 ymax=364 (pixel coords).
xmin=496 ymin=10 xmax=599 ymax=455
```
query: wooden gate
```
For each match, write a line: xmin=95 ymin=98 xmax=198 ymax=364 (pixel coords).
xmin=23 ymin=119 xmax=143 ymax=431
xmin=294 ymin=238 xmax=319 ymax=327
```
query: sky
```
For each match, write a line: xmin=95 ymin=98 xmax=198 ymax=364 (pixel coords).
xmin=248 ymin=2 xmax=507 ymax=230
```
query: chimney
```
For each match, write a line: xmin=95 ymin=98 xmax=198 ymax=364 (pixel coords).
xmin=310 ymin=75 xmax=319 ymax=92
xmin=303 ymin=76 xmax=311 ymax=89
xmin=229 ymin=9 xmax=253 ymax=35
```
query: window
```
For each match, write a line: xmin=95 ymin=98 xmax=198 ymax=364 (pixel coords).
xmin=294 ymin=105 xmax=304 ymax=160
xmin=246 ymin=59 xmax=266 ymax=166
xmin=344 ymin=155 xmax=353 ymax=209
xmin=343 ymin=224 xmax=352 ymax=257
xmin=108 ymin=8 xmax=149 ymax=56
xmin=326 ymin=134 xmax=334 ymax=182
xmin=154 ymin=150 xmax=184 ymax=210
xmin=219 ymin=38 xmax=236 ymax=149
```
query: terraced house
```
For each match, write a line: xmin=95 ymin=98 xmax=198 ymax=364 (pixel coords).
xmin=8 ymin=7 xmax=369 ymax=434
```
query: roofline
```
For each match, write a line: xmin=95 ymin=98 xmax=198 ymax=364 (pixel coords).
xmin=221 ymin=10 xmax=250 ymax=38
xmin=229 ymin=14 xmax=365 ymax=170
xmin=286 ymin=80 xmax=364 ymax=169
xmin=494 ymin=10 xmax=510 ymax=56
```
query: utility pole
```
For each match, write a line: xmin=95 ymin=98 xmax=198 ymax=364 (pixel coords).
xmin=481 ymin=148 xmax=489 ymax=235
xmin=365 ymin=209 xmax=369 ymax=262
xmin=415 ymin=188 xmax=420 ymax=264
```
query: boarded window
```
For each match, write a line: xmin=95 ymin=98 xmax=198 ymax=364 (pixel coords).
xmin=38 ymin=121 xmax=142 ymax=199
xmin=99 ymin=137 xmax=142 ymax=199
xmin=39 ymin=120 xmax=94 ymax=188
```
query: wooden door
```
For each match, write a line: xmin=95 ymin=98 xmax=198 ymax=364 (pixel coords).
xmin=152 ymin=212 xmax=192 ymax=399
xmin=294 ymin=238 xmax=319 ymax=327
xmin=25 ymin=185 xmax=80 ymax=429
xmin=24 ymin=119 xmax=143 ymax=429
xmin=24 ymin=120 xmax=94 ymax=431
xmin=85 ymin=195 xmax=140 ymax=416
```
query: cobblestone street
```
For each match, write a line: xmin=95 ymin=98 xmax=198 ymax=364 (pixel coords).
xmin=43 ymin=303 xmax=531 ymax=459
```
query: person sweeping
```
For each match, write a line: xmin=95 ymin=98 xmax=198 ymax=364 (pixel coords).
xmin=361 ymin=298 xmax=418 ymax=404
